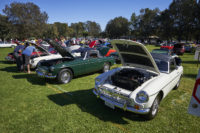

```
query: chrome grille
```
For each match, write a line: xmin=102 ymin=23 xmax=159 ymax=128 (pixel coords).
xmin=98 ymin=86 xmax=131 ymax=105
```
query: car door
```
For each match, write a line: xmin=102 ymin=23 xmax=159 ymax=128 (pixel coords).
xmin=163 ymin=58 xmax=181 ymax=95
xmin=84 ymin=52 xmax=101 ymax=73
xmin=70 ymin=58 xmax=88 ymax=76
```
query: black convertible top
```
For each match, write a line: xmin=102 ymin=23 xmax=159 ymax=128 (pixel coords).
xmin=151 ymin=53 xmax=172 ymax=62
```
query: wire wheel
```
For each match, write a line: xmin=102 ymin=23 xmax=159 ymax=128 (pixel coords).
xmin=57 ymin=69 xmax=73 ymax=84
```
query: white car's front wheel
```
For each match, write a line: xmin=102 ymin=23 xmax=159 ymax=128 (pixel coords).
xmin=144 ymin=95 xmax=160 ymax=120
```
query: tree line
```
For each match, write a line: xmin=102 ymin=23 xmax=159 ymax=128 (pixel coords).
xmin=0 ymin=0 xmax=200 ymax=42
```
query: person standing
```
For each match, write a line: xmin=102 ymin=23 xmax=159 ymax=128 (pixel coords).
xmin=22 ymin=42 xmax=40 ymax=74
xmin=13 ymin=42 xmax=24 ymax=71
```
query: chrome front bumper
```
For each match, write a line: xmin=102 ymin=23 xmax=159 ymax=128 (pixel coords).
xmin=93 ymin=89 xmax=150 ymax=114
xmin=36 ymin=69 xmax=56 ymax=78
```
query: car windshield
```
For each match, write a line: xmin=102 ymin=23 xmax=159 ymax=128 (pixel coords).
xmin=154 ymin=59 xmax=168 ymax=72
xmin=152 ymin=50 xmax=169 ymax=55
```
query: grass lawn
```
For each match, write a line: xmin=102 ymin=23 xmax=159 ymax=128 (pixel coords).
xmin=0 ymin=45 xmax=200 ymax=133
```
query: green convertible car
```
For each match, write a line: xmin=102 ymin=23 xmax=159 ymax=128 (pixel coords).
xmin=36 ymin=40 xmax=115 ymax=84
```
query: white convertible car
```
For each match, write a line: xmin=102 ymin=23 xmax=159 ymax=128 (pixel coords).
xmin=30 ymin=53 xmax=62 ymax=69
xmin=30 ymin=43 xmax=81 ymax=69
xmin=93 ymin=40 xmax=183 ymax=120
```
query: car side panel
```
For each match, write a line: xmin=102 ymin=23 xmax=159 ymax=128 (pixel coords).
xmin=52 ymin=57 xmax=114 ymax=77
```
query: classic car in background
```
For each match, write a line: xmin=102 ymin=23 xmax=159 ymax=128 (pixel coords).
xmin=184 ymin=43 xmax=193 ymax=52
xmin=93 ymin=40 xmax=183 ymax=120
xmin=173 ymin=43 xmax=185 ymax=55
xmin=5 ymin=52 xmax=16 ymax=62
xmin=0 ymin=42 xmax=17 ymax=48
xmin=30 ymin=43 xmax=86 ymax=69
xmin=109 ymin=52 xmax=121 ymax=64
xmin=160 ymin=42 xmax=174 ymax=50
xmin=5 ymin=43 xmax=50 ymax=62
xmin=29 ymin=43 xmax=61 ymax=69
xmin=97 ymin=46 xmax=116 ymax=57
xmin=184 ymin=43 xmax=196 ymax=53
xmin=36 ymin=40 xmax=115 ymax=84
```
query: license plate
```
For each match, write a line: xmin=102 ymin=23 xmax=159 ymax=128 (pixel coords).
xmin=105 ymin=101 xmax=115 ymax=109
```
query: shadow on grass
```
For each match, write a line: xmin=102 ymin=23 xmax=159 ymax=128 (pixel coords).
xmin=0 ymin=66 xmax=18 ymax=73
xmin=12 ymin=74 xmax=56 ymax=85
xmin=48 ymin=89 xmax=147 ymax=124
xmin=182 ymin=60 xmax=197 ymax=64
xmin=183 ymin=74 xmax=197 ymax=79
xmin=0 ymin=60 xmax=15 ymax=64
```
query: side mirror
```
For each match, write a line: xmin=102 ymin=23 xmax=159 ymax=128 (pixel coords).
xmin=175 ymin=57 xmax=182 ymax=66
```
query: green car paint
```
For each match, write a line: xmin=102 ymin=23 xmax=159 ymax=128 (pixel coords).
xmin=36 ymin=40 xmax=115 ymax=83
xmin=48 ymin=56 xmax=114 ymax=77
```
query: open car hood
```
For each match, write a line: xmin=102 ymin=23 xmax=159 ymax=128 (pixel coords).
xmin=111 ymin=40 xmax=160 ymax=74
xmin=46 ymin=40 xmax=74 ymax=59
xmin=29 ymin=42 xmax=50 ymax=54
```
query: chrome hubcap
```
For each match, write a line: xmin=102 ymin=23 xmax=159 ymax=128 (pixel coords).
xmin=152 ymin=99 xmax=158 ymax=116
xmin=61 ymin=71 xmax=70 ymax=83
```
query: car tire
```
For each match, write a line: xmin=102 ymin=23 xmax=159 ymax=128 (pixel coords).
xmin=102 ymin=62 xmax=110 ymax=73
xmin=57 ymin=68 xmax=73 ymax=84
xmin=144 ymin=95 xmax=160 ymax=120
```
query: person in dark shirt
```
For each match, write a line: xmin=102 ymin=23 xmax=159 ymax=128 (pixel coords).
xmin=13 ymin=42 xmax=25 ymax=71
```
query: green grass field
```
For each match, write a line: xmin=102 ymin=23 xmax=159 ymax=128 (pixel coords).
xmin=0 ymin=46 xmax=200 ymax=133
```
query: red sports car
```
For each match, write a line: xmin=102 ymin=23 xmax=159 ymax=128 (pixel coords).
xmin=160 ymin=43 xmax=174 ymax=50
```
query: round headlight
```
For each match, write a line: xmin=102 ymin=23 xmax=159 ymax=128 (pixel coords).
xmin=136 ymin=91 xmax=149 ymax=103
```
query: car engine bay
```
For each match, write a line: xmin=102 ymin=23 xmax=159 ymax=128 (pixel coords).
xmin=111 ymin=68 xmax=157 ymax=91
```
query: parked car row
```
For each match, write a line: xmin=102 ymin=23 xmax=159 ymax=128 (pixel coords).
xmin=4 ymin=39 xmax=183 ymax=120
xmin=159 ymin=42 xmax=196 ymax=55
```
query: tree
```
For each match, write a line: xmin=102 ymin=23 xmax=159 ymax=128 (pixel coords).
xmin=70 ymin=22 xmax=85 ymax=37
xmin=54 ymin=22 xmax=68 ymax=37
xmin=85 ymin=21 xmax=101 ymax=37
xmin=105 ymin=16 xmax=130 ymax=38
xmin=137 ymin=8 xmax=160 ymax=40
xmin=43 ymin=24 xmax=58 ymax=39
xmin=3 ymin=2 xmax=48 ymax=39
xmin=0 ymin=14 xmax=12 ymax=40
xmin=169 ymin=0 xmax=197 ymax=42
xmin=66 ymin=27 xmax=75 ymax=38
xmin=130 ymin=13 xmax=140 ymax=39
xmin=158 ymin=9 xmax=174 ymax=41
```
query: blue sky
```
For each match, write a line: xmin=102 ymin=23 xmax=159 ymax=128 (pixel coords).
xmin=0 ymin=0 xmax=172 ymax=31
